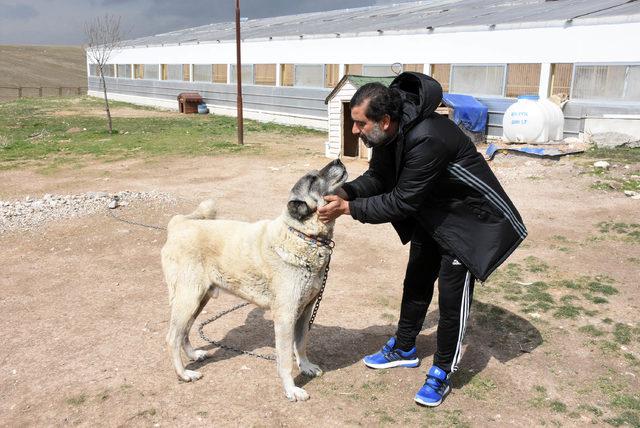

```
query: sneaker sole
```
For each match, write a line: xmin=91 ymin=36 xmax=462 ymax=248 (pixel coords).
xmin=414 ymin=386 xmax=450 ymax=407
xmin=363 ymin=358 xmax=420 ymax=369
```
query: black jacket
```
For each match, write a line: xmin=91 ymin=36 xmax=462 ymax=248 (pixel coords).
xmin=342 ymin=72 xmax=527 ymax=281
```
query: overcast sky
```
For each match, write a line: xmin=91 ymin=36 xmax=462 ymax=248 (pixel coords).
xmin=0 ymin=0 xmax=418 ymax=45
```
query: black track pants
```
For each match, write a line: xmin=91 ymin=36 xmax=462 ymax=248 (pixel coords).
xmin=395 ymin=227 xmax=475 ymax=374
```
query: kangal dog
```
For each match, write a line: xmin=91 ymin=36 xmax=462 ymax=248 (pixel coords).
xmin=161 ymin=159 xmax=347 ymax=401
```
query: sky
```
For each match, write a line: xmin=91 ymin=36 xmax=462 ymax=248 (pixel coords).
xmin=0 ymin=0 xmax=418 ymax=46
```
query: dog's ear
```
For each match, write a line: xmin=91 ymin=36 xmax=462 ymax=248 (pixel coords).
xmin=287 ymin=200 xmax=312 ymax=221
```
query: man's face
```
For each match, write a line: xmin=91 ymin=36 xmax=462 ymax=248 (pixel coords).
xmin=351 ymin=99 xmax=393 ymax=148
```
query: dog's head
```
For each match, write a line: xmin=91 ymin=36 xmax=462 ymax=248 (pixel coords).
xmin=286 ymin=159 xmax=348 ymax=227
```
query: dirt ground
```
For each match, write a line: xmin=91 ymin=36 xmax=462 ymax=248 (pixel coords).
xmin=50 ymin=104 xmax=179 ymax=118
xmin=1 ymin=130 xmax=639 ymax=426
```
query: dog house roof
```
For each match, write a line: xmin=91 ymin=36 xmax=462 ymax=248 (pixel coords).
xmin=325 ymin=75 xmax=396 ymax=105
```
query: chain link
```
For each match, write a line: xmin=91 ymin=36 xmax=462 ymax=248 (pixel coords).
xmin=308 ymin=249 xmax=332 ymax=330
xmin=197 ymin=302 xmax=277 ymax=361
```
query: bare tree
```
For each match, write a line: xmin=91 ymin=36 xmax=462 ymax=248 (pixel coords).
xmin=84 ymin=14 xmax=123 ymax=134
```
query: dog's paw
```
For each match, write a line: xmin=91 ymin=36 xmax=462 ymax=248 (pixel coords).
xmin=179 ymin=370 xmax=203 ymax=382
xmin=299 ymin=361 xmax=323 ymax=377
xmin=285 ymin=386 xmax=310 ymax=402
xmin=190 ymin=350 xmax=209 ymax=362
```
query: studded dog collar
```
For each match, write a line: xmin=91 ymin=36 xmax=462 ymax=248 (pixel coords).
xmin=287 ymin=226 xmax=335 ymax=248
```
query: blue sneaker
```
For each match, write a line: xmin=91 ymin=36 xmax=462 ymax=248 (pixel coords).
xmin=414 ymin=365 xmax=451 ymax=407
xmin=362 ymin=337 xmax=420 ymax=369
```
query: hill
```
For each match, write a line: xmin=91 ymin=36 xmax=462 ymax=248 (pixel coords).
xmin=0 ymin=45 xmax=87 ymax=99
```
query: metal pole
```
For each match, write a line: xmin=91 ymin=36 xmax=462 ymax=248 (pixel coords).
xmin=235 ymin=0 xmax=244 ymax=145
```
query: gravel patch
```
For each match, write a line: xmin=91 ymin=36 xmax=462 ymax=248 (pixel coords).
xmin=0 ymin=190 xmax=176 ymax=233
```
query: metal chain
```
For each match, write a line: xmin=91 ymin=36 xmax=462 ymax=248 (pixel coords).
xmin=196 ymin=252 xmax=332 ymax=361
xmin=197 ymin=302 xmax=277 ymax=361
xmin=105 ymin=195 xmax=199 ymax=231
xmin=308 ymin=250 xmax=332 ymax=330
xmin=106 ymin=207 xmax=167 ymax=231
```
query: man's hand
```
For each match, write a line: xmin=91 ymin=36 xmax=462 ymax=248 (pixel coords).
xmin=318 ymin=195 xmax=350 ymax=223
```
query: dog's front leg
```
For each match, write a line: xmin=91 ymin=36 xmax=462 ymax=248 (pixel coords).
xmin=274 ymin=312 xmax=309 ymax=401
xmin=294 ymin=303 xmax=323 ymax=377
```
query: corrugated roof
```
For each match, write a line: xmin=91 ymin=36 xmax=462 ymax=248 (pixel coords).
xmin=123 ymin=0 xmax=640 ymax=47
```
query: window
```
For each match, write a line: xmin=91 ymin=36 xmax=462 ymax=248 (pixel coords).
xmin=294 ymin=64 xmax=324 ymax=87
xmin=182 ymin=64 xmax=190 ymax=81
xmin=345 ymin=64 xmax=363 ymax=75
xmin=134 ymin=64 xmax=144 ymax=79
xmin=143 ymin=64 xmax=159 ymax=80
xmin=403 ymin=64 xmax=424 ymax=73
xmin=506 ymin=64 xmax=541 ymax=98
xmin=572 ymin=64 xmax=640 ymax=101
xmin=431 ymin=64 xmax=451 ymax=92
xmin=324 ymin=64 xmax=340 ymax=88
xmin=89 ymin=64 xmax=98 ymax=76
xmin=193 ymin=64 xmax=213 ymax=82
xmin=626 ymin=66 xmax=640 ymax=100
xmin=117 ymin=64 xmax=131 ymax=79
xmin=162 ymin=64 xmax=182 ymax=81
xmin=230 ymin=64 xmax=254 ymax=84
xmin=254 ymin=64 xmax=276 ymax=85
xmin=362 ymin=64 xmax=394 ymax=77
xmin=450 ymin=64 xmax=506 ymax=97
xmin=102 ymin=65 xmax=115 ymax=77
xmin=281 ymin=64 xmax=294 ymax=86
xmin=551 ymin=64 xmax=573 ymax=96
xmin=213 ymin=64 xmax=227 ymax=83
xmin=280 ymin=64 xmax=337 ymax=87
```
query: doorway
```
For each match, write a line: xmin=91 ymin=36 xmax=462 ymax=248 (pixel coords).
xmin=342 ymin=101 xmax=359 ymax=157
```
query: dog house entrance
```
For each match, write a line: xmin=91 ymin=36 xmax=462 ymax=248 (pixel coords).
xmin=342 ymin=102 xmax=359 ymax=157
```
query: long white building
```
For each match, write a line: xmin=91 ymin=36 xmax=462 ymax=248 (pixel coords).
xmin=88 ymin=0 xmax=640 ymax=155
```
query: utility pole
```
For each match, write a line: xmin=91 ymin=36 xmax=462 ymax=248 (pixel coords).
xmin=235 ymin=0 xmax=244 ymax=145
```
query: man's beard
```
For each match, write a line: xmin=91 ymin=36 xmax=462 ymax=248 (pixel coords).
xmin=359 ymin=122 xmax=392 ymax=148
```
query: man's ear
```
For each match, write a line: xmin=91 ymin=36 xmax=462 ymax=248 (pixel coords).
xmin=381 ymin=114 xmax=392 ymax=131
xmin=287 ymin=200 xmax=312 ymax=221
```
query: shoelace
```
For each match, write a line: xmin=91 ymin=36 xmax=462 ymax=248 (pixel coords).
xmin=382 ymin=345 xmax=414 ymax=361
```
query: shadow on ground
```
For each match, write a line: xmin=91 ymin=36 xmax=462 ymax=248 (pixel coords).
xmin=188 ymin=299 xmax=542 ymax=389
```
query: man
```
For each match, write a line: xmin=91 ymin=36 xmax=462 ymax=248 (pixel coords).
xmin=318 ymin=72 xmax=527 ymax=407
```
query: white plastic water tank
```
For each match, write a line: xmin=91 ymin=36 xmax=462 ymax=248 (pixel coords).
xmin=503 ymin=95 xmax=564 ymax=143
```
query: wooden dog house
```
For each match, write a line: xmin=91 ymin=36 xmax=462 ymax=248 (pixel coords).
xmin=324 ymin=75 xmax=395 ymax=159
xmin=177 ymin=92 xmax=203 ymax=114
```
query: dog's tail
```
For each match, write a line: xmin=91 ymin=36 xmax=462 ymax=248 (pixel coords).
xmin=168 ymin=199 xmax=217 ymax=229
xmin=185 ymin=199 xmax=217 ymax=220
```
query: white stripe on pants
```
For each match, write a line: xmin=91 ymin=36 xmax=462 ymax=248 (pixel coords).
xmin=450 ymin=271 xmax=471 ymax=373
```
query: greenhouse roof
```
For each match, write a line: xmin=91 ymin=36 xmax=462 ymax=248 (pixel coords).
xmin=123 ymin=0 xmax=640 ymax=47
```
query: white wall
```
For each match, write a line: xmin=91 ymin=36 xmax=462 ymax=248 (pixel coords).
xmin=585 ymin=116 xmax=640 ymax=139
xmin=109 ymin=22 xmax=640 ymax=65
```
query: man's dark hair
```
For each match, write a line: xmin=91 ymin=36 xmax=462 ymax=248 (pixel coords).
xmin=351 ymin=82 xmax=403 ymax=123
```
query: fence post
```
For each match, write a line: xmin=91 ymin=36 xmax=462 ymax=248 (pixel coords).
xmin=39 ymin=87 xmax=43 ymax=97
xmin=18 ymin=87 xmax=22 ymax=98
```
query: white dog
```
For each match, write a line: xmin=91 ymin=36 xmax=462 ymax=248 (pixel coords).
xmin=161 ymin=159 xmax=347 ymax=401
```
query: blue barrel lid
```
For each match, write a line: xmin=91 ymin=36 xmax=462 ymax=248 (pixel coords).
xmin=518 ymin=95 xmax=539 ymax=100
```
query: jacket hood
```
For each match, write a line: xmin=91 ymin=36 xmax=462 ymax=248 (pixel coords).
xmin=390 ymin=72 xmax=443 ymax=132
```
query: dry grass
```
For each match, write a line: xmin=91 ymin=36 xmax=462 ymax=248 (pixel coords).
xmin=0 ymin=45 xmax=87 ymax=101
